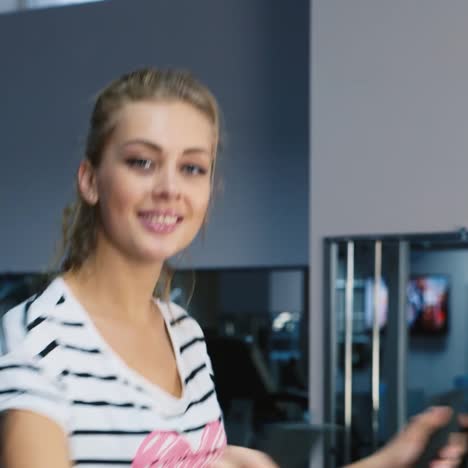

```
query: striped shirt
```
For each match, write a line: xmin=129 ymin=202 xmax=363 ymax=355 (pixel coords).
xmin=0 ymin=277 xmax=226 ymax=467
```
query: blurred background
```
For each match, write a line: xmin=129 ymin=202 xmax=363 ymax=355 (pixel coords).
xmin=3 ymin=1 xmax=468 ymax=467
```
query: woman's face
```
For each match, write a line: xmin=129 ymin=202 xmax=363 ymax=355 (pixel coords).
xmin=81 ymin=99 xmax=214 ymax=264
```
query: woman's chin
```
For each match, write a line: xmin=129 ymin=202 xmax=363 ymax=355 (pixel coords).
xmin=135 ymin=248 xmax=178 ymax=265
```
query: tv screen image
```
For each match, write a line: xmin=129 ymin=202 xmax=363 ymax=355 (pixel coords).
xmin=407 ymin=275 xmax=449 ymax=335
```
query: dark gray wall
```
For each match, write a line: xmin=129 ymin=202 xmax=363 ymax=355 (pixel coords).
xmin=0 ymin=0 xmax=309 ymax=272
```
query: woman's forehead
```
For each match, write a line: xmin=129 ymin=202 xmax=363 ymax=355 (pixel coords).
xmin=113 ymin=100 xmax=215 ymax=148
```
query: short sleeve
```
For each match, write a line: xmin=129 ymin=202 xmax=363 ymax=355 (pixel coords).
xmin=0 ymin=347 xmax=70 ymax=433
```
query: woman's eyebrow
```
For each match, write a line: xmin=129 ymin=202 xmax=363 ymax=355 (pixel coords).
xmin=122 ymin=139 xmax=212 ymax=159
xmin=182 ymin=148 xmax=212 ymax=159
xmin=121 ymin=139 xmax=163 ymax=153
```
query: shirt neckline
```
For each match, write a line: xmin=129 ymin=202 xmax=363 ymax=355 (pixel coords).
xmin=54 ymin=276 xmax=189 ymax=415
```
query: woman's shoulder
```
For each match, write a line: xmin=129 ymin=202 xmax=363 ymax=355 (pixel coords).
xmin=1 ymin=277 xmax=76 ymax=356
xmin=0 ymin=280 xmax=72 ymax=422
xmin=158 ymin=300 xmax=205 ymax=338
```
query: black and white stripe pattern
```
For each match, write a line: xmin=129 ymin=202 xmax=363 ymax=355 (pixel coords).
xmin=0 ymin=278 xmax=224 ymax=467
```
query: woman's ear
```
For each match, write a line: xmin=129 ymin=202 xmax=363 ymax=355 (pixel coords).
xmin=77 ymin=160 xmax=99 ymax=205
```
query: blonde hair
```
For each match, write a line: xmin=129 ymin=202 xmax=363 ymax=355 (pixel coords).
xmin=59 ymin=68 xmax=221 ymax=299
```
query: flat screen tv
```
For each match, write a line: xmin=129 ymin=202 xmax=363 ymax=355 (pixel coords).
xmin=407 ymin=275 xmax=449 ymax=335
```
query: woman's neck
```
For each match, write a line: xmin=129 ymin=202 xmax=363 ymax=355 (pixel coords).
xmin=63 ymin=242 xmax=164 ymax=326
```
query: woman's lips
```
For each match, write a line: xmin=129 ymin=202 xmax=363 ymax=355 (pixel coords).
xmin=138 ymin=211 xmax=183 ymax=234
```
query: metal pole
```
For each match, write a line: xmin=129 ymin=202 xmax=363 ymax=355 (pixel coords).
xmin=328 ymin=242 xmax=338 ymax=468
xmin=397 ymin=241 xmax=409 ymax=430
xmin=344 ymin=241 xmax=354 ymax=464
xmin=371 ymin=241 xmax=382 ymax=451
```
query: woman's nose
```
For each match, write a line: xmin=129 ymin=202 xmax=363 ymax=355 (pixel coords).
xmin=151 ymin=165 xmax=181 ymax=200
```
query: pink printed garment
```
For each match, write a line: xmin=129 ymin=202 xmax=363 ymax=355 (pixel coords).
xmin=133 ymin=420 xmax=226 ymax=467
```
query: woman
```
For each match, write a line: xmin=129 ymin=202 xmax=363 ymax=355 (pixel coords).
xmin=0 ymin=68 xmax=275 ymax=467
xmin=0 ymin=68 xmax=465 ymax=467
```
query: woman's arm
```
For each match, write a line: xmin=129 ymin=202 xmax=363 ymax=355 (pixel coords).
xmin=1 ymin=410 xmax=71 ymax=468
xmin=346 ymin=407 xmax=467 ymax=468
xmin=212 ymin=445 xmax=279 ymax=468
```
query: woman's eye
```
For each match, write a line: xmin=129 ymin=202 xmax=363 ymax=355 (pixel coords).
xmin=126 ymin=158 xmax=153 ymax=171
xmin=182 ymin=164 xmax=208 ymax=176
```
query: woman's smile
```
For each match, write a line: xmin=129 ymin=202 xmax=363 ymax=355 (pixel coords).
xmin=138 ymin=209 xmax=184 ymax=234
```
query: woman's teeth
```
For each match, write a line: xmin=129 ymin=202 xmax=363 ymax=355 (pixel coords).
xmin=142 ymin=214 xmax=178 ymax=225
